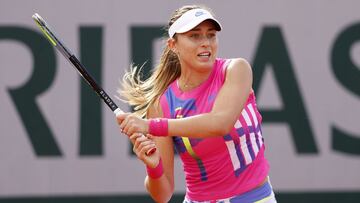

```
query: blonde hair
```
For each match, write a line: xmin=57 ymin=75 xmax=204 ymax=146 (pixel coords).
xmin=118 ymin=5 xmax=212 ymax=118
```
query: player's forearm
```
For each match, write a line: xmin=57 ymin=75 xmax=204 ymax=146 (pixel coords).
xmin=168 ymin=112 xmax=235 ymax=138
xmin=145 ymin=175 xmax=174 ymax=203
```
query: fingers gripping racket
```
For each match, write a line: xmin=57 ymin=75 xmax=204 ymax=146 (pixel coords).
xmin=32 ymin=13 xmax=156 ymax=156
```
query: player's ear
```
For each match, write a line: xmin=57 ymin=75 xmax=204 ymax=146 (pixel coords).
xmin=167 ymin=38 xmax=176 ymax=52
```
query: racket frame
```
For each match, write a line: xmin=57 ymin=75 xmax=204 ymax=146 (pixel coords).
xmin=32 ymin=13 xmax=155 ymax=155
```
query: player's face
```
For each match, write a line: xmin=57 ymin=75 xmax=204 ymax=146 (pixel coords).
xmin=172 ymin=20 xmax=218 ymax=71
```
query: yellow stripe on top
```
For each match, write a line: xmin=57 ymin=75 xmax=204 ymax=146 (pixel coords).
xmin=182 ymin=137 xmax=198 ymax=158
xmin=176 ymin=112 xmax=208 ymax=181
xmin=175 ymin=114 xmax=199 ymax=159
xmin=176 ymin=114 xmax=199 ymax=159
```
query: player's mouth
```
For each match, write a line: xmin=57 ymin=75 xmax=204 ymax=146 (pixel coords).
xmin=197 ymin=51 xmax=211 ymax=58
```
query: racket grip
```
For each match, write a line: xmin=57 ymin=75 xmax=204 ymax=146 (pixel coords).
xmin=114 ymin=108 xmax=157 ymax=156
xmin=146 ymin=147 xmax=157 ymax=156
xmin=114 ymin=108 xmax=124 ymax=116
xmin=140 ymin=134 xmax=157 ymax=156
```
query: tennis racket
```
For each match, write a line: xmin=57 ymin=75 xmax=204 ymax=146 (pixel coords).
xmin=32 ymin=13 xmax=156 ymax=156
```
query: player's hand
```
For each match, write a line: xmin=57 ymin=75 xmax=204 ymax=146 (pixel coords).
xmin=116 ymin=113 xmax=149 ymax=136
xmin=129 ymin=133 xmax=159 ymax=167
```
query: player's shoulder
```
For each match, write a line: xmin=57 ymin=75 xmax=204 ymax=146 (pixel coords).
xmin=225 ymin=57 xmax=252 ymax=75
xmin=227 ymin=58 xmax=251 ymax=69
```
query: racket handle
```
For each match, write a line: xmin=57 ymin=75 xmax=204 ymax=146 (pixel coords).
xmin=114 ymin=108 xmax=124 ymax=116
xmin=142 ymin=134 xmax=157 ymax=156
xmin=146 ymin=147 xmax=157 ymax=156
xmin=114 ymin=108 xmax=157 ymax=156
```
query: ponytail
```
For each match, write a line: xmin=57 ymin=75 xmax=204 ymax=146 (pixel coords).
xmin=118 ymin=43 xmax=180 ymax=118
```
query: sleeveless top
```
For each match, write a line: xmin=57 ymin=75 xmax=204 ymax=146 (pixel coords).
xmin=159 ymin=58 xmax=270 ymax=201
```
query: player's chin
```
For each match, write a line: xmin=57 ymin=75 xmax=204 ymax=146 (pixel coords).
xmin=196 ymin=56 xmax=216 ymax=68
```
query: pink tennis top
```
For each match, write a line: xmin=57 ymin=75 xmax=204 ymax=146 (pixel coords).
xmin=159 ymin=58 xmax=270 ymax=201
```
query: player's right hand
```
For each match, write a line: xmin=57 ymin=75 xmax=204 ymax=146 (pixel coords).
xmin=129 ymin=133 xmax=160 ymax=168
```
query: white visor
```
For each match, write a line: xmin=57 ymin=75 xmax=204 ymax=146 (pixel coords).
xmin=168 ymin=8 xmax=222 ymax=38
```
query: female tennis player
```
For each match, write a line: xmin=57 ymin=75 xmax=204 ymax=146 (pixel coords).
xmin=117 ymin=4 xmax=277 ymax=203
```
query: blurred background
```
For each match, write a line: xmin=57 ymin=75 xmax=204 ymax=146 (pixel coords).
xmin=0 ymin=0 xmax=359 ymax=202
